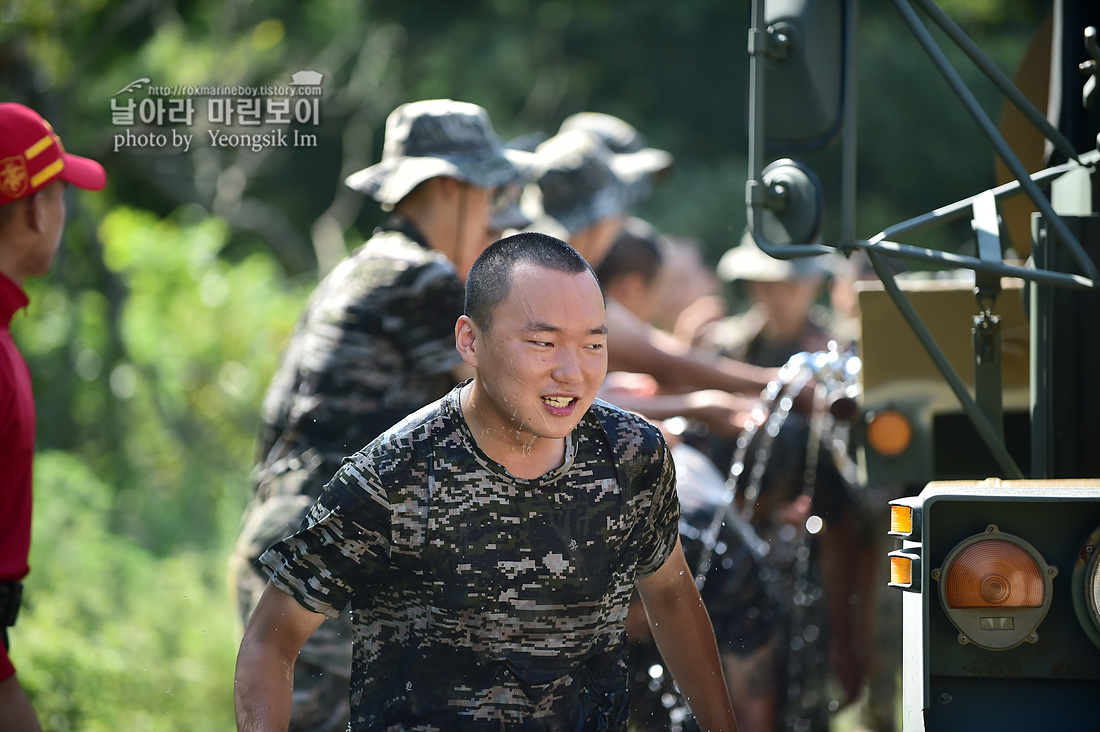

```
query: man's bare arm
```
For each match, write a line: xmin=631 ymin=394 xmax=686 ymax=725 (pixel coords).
xmin=235 ymin=582 xmax=327 ymax=732
xmin=635 ymin=537 xmax=740 ymax=732
xmin=606 ymin=302 xmax=775 ymax=395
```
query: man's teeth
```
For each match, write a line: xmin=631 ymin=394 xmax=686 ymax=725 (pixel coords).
xmin=543 ymin=396 xmax=572 ymax=408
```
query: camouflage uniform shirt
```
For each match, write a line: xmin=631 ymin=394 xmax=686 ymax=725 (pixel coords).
xmin=256 ymin=215 xmax=464 ymax=501
xmin=260 ymin=386 xmax=681 ymax=732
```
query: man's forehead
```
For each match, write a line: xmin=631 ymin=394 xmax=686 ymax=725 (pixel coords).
xmin=509 ymin=260 xmax=599 ymax=286
xmin=498 ymin=264 xmax=604 ymax=323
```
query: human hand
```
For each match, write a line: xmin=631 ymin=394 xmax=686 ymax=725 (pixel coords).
xmin=599 ymin=371 xmax=659 ymax=400
xmin=683 ymin=389 xmax=757 ymax=437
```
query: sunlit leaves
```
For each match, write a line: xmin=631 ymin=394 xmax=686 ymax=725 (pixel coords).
xmin=19 ymin=452 xmax=238 ymax=732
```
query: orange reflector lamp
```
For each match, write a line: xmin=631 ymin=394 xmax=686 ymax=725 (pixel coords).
xmin=943 ymin=539 xmax=1044 ymax=608
xmin=936 ymin=525 xmax=1056 ymax=650
xmin=867 ymin=409 xmax=912 ymax=457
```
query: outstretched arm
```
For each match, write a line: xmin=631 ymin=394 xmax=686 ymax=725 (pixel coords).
xmin=606 ymin=301 xmax=776 ymax=396
xmin=599 ymin=376 xmax=757 ymax=438
xmin=635 ymin=537 xmax=740 ymax=732
xmin=235 ymin=581 xmax=327 ymax=732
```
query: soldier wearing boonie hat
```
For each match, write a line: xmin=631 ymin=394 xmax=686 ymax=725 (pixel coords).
xmin=557 ymin=111 xmax=673 ymax=209
xmin=524 ymin=127 xmax=775 ymax=401
xmin=716 ymin=229 xmax=831 ymax=285
xmin=345 ymin=101 xmax=529 ymax=207
xmin=1 ymin=102 xmax=106 ymax=732
xmin=345 ymin=99 xmax=532 ymax=237
xmin=705 ymin=230 xmax=836 ymax=367
xmin=523 ymin=129 xmax=667 ymax=267
xmin=229 ymin=98 xmax=530 ymax=732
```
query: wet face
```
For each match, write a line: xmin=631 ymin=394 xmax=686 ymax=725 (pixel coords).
xmin=459 ymin=263 xmax=608 ymax=444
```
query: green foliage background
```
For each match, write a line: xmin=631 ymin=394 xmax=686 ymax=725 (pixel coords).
xmin=0 ymin=0 xmax=1052 ymax=728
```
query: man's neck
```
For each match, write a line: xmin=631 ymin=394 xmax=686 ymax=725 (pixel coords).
xmin=0 ymin=270 xmax=29 ymax=326
xmin=394 ymin=194 xmax=456 ymax=261
xmin=0 ymin=249 xmax=26 ymax=290
xmin=459 ymin=382 xmax=567 ymax=481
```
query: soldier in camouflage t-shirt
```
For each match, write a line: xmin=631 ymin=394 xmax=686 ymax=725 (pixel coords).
xmin=261 ymin=386 xmax=680 ymax=730
xmin=234 ymin=232 xmax=740 ymax=732
xmin=229 ymin=99 xmax=530 ymax=732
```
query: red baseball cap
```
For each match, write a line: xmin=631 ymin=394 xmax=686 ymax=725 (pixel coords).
xmin=0 ymin=102 xmax=106 ymax=205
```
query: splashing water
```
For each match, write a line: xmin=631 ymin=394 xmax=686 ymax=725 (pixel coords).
xmin=695 ymin=343 xmax=863 ymax=730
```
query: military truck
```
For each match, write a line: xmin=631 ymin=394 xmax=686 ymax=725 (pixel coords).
xmin=745 ymin=1 xmax=1100 ymax=729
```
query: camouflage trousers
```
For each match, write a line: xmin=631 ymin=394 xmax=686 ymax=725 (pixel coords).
xmin=229 ymin=486 xmax=353 ymax=732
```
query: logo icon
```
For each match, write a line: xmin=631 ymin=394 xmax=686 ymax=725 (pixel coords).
xmin=290 ymin=70 xmax=323 ymax=86
xmin=114 ymin=78 xmax=151 ymax=96
xmin=0 ymin=157 xmax=29 ymax=200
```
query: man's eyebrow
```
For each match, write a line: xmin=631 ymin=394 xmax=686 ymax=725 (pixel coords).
xmin=522 ymin=321 xmax=562 ymax=334
xmin=523 ymin=321 xmax=608 ymax=336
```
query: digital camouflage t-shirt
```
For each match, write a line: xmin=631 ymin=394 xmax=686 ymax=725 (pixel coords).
xmin=260 ymin=386 xmax=681 ymax=732
xmin=256 ymin=217 xmax=465 ymax=500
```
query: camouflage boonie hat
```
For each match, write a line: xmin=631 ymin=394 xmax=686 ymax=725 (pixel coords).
xmin=558 ymin=112 xmax=672 ymax=167
xmin=717 ymin=229 xmax=833 ymax=283
xmin=523 ymin=130 xmax=666 ymax=237
xmin=487 ymin=179 xmax=530 ymax=233
xmin=345 ymin=99 xmax=530 ymax=210
xmin=558 ymin=112 xmax=672 ymax=209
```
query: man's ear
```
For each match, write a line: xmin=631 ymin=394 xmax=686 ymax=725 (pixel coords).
xmin=455 ymin=314 xmax=479 ymax=368
xmin=18 ymin=192 xmax=44 ymax=234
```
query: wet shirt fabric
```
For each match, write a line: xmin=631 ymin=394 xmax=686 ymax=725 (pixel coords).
xmin=260 ymin=386 xmax=681 ymax=732
xmin=255 ymin=216 xmax=464 ymax=502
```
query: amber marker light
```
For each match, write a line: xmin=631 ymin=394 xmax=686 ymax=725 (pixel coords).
xmin=890 ymin=504 xmax=913 ymax=536
xmin=891 ymin=555 xmax=913 ymax=586
xmin=888 ymin=548 xmax=921 ymax=591
xmin=866 ymin=408 xmax=912 ymax=457
xmin=935 ymin=525 xmax=1056 ymax=650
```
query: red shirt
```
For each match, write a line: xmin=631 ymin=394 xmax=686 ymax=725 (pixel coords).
xmin=0 ymin=271 xmax=32 ymax=680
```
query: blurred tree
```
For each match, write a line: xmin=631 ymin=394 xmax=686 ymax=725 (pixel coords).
xmin=17 ymin=207 xmax=309 ymax=549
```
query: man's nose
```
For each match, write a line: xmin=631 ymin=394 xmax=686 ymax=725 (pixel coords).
xmin=551 ymin=348 xmax=583 ymax=383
